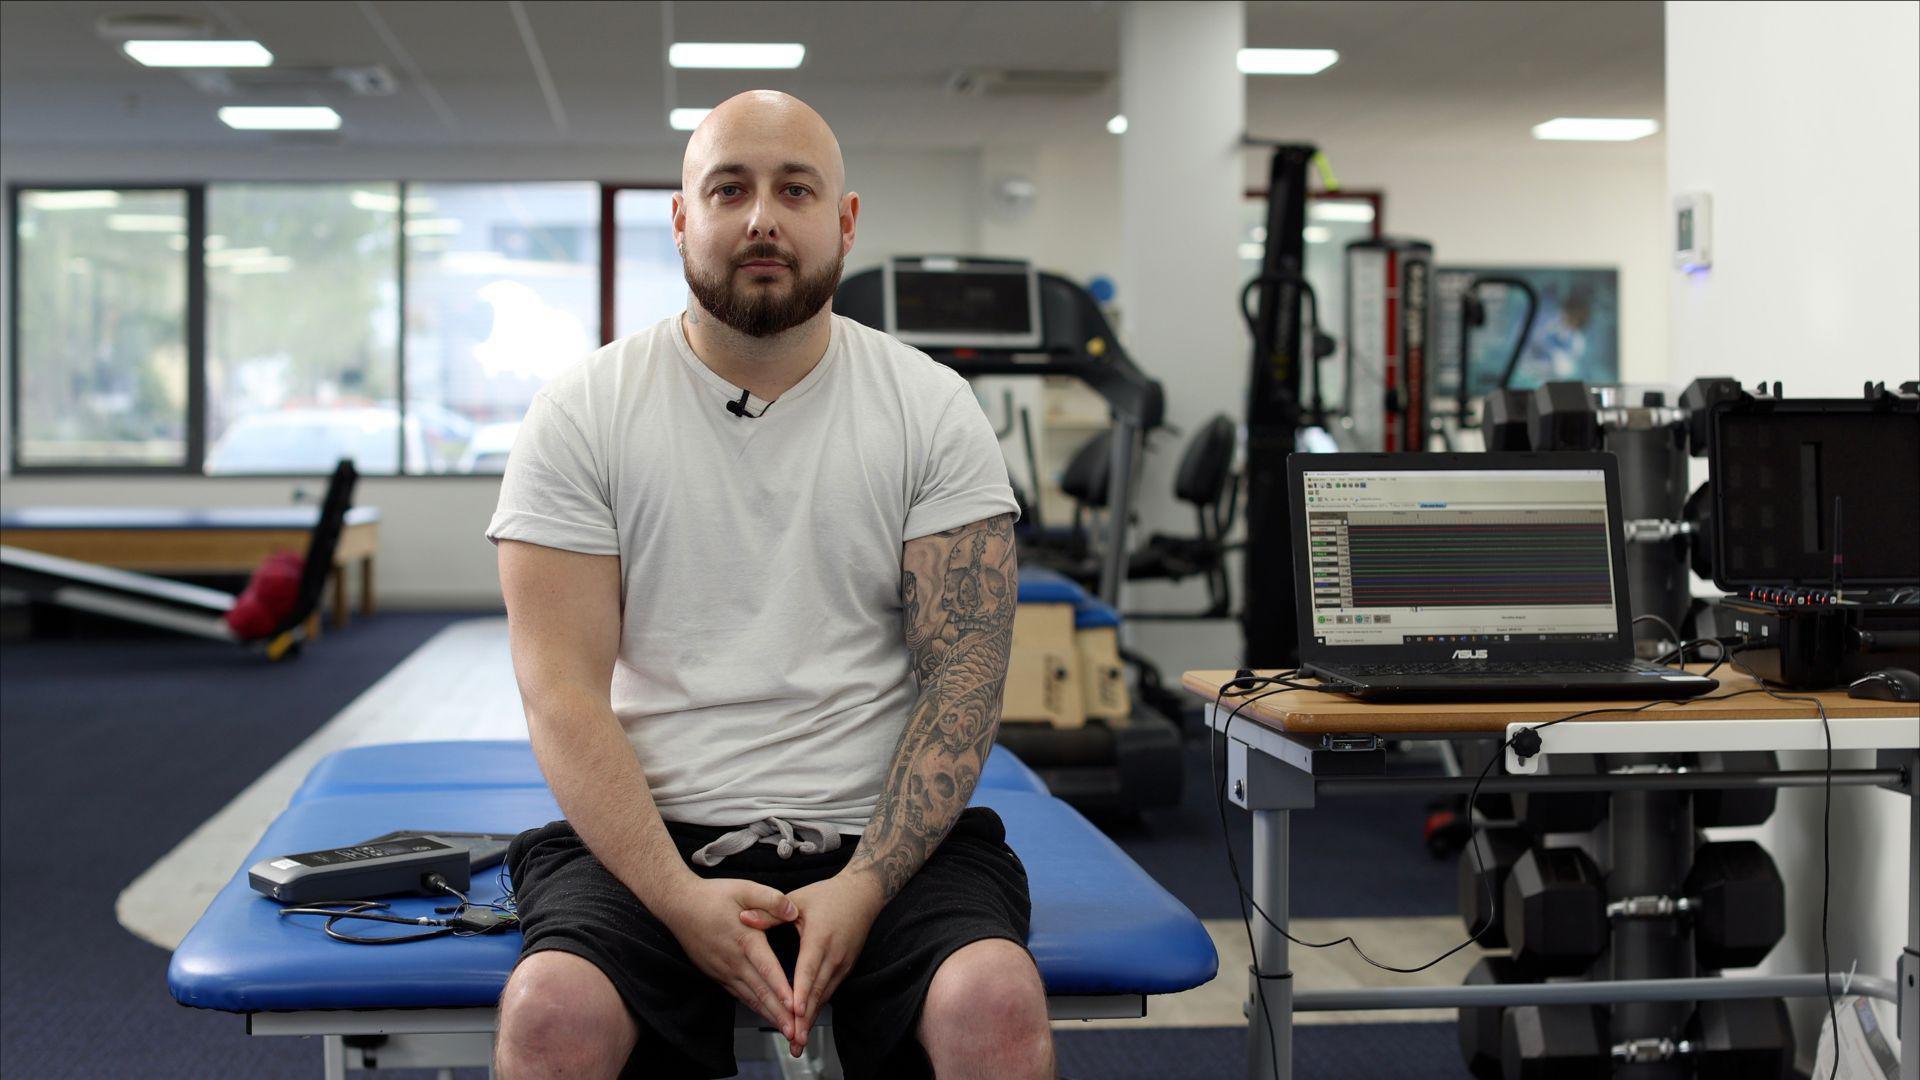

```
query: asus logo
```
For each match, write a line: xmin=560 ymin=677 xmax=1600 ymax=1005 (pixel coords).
xmin=1451 ymin=649 xmax=1488 ymax=660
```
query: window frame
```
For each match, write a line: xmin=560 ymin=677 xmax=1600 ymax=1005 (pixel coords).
xmin=601 ymin=181 xmax=682 ymax=347
xmin=7 ymin=182 xmax=207 ymax=476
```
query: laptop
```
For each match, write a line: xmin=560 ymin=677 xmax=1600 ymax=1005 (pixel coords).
xmin=1288 ymin=452 xmax=1718 ymax=701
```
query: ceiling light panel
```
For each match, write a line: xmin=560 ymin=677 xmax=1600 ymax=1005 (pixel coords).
xmin=1238 ymin=48 xmax=1338 ymax=75
xmin=124 ymin=40 xmax=273 ymax=67
xmin=1532 ymin=117 xmax=1660 ymax=141
xmin=217 ymin=106 xmax=341 ymax=131
xmin=668 ymin=43 xmax=805 ymax=69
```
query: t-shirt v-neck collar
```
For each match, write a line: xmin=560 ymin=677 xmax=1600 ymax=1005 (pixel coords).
xmin=670 ymin=312 xmax=841 ymax=419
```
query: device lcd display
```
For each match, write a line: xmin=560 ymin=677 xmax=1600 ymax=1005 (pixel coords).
xmin=286 ymin=837 xmax=451 ymax=867
xmin=1301 ymin=468 xmax=1621 ymax=647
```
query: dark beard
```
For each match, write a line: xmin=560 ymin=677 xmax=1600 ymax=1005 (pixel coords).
xmin=684 ymin=242 xmax=844 ymax=338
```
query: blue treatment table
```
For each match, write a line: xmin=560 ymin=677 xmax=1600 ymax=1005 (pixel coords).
xmin=170 ymin=742 xmax=1217 ymax=1077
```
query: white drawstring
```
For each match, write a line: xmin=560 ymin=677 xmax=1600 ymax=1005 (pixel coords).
xmin=689 ymin=817 xmax=843 ymax=867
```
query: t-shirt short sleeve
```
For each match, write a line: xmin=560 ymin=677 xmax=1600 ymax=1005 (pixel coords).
xmin=484 ymin=390 xmax=620 ymax=555
xmin=902 ymin=385 xmax=1022 ymax=541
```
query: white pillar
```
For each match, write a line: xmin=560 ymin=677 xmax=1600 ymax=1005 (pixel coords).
xmin=1119 ymin=0 xmax=1246 ymax=613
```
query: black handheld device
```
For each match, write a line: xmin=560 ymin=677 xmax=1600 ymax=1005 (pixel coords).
xmin=248 ymin=836 xmax=470 ymax=904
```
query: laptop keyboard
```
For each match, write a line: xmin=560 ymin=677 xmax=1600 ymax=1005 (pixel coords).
xmin=1332 ymin=660 xmax=1667 ymax=677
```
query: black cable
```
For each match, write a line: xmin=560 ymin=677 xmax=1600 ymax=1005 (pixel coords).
xmin=1721 ymin=652 xmax=1839 ymax=1080
xmin=1632 ymin=612 xmax=1682 ymax=653
xmin=278 ymin=900 xmax=455 ymax=944
xmin=278 ymin=870 xmax=520 ymax=945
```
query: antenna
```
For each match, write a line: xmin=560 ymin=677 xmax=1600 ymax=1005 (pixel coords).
xmin=1829 ymin=495 xmax=1844 ymax=601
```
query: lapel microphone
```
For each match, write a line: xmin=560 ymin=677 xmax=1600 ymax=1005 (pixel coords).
xmin=726 ymin=387 xmax=773 ymax=419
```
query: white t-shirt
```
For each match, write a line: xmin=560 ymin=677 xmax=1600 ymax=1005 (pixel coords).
xmin=486 ymin=312 xmax=1019 ymax=834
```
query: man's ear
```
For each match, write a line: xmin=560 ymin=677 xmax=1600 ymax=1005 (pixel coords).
xmin=840 ymin=191 xmax=860 ymax=257
xmin=671 ymin=191 xmax=687 ymax=251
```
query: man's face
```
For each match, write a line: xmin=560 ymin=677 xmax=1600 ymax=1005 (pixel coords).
xmin=675 ymin=116 xmax=856 ymax=338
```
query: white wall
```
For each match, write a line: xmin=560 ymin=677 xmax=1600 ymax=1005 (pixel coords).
xmin=1666 ymin=0 xmax=1920 ymax=1060
xmin=1298 ymin=145 xmax=1672 ymax=385
xmin=0 ymin=142 xmax=980 ymax=607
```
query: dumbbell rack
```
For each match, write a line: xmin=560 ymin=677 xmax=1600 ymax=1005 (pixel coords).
xmin=1462 ymin=750 xmax=1786 ymax=1078
xmin=1194 ymin=677 xmax=1920 ymax=1080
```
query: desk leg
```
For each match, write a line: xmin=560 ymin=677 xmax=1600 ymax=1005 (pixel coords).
xmin=1902 ymin=749 xmax=1917 ymax=1080
xmin=360 ymin=555 xmax=376 ymax=617
xmin=322 ymin=1035 xmax=346 ymax=1080
xmin=1248 ymin=808 xmax=1292 ymax=1080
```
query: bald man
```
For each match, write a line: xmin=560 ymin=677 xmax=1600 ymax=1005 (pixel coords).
xmin=486 ymin=91 xmax=1052 ymax=1080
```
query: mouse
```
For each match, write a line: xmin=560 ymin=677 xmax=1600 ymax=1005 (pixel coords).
xmin=1847 ymin=668 xmax=1920 ymax=702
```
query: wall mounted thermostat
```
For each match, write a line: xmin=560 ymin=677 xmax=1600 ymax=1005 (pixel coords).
xmin=1674 ymin=192 xmax=1712 ymax=272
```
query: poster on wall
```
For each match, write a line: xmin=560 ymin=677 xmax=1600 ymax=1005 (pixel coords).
xmin=1433 ymin=266 xmax=1620 ymax=402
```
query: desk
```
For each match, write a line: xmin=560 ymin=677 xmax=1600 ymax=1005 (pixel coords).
xmin=0 ymin=506 xmax=379 ymax=632
xmin=1181 ymin=666 xmax=1920 ymax=1080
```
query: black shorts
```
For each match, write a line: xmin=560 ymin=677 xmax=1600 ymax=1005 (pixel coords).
xmin=504 ymin=806 xmax=1033 ymax=1080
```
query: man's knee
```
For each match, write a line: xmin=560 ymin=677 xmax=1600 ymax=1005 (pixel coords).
xmin=495 ymin=950 xmax=637 ymax=1079
xmin=921 ymin=939 xmax=1052 ymax=1060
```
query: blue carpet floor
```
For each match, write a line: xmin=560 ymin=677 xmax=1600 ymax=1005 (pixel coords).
xmin=0 ymin=611 xmax=1471 ymax=1078
xmin=0 ymin=613 xmax=471 ymax=1080
xmin=1096 ymin=733 xmax=1460 ymax=920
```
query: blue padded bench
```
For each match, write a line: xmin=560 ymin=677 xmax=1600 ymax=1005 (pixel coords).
xmin=171 ymin=742 xmax=1217 ymax=1075
xmin=1016 ymin=565 xmax=1121 ymax=630
xmin=290 ymin=739 xmax=1050 ymax=805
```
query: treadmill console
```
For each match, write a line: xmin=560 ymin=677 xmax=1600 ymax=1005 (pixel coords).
xmin=882 ymin=256 xmax=1042 ymax=350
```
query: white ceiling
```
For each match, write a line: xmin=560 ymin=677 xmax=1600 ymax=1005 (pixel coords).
xmin=0 ymin=1 xmax=1664 ymax=157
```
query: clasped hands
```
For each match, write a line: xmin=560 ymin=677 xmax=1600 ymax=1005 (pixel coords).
xmin=655 ymin=871 xmax=886 ymax=1057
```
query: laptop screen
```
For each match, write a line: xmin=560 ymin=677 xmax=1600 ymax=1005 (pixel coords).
xmin=1300 ymin=467 xmax=1622 ymax=648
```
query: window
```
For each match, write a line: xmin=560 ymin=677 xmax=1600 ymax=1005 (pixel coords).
xmin=7 ymin=178 xmax=672 ymax=476
xmin=12 ymin=188 xmax=191 ymax=467
xmin=613 ymin=187 xmax=686 ymax=339
xmin=203 ymin=183 xmax=402 ymax=475
xmin=403 ymin=182 xmax=600 ymax=474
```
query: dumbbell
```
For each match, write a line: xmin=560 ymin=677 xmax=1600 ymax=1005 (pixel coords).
xmin=1510 ymin=753 xmax=1608 ymax=836
xmin=1505 ymin=840 xmax=1786 ymax=973
xmin=1458 ymin=826 xmax=1529 ymax=947
xmin=1456 ymin=956 xmax=1528 ymax=1080
xmin=1481 ymin=388 xmax=1533 ymax=451
xmin=1687 ymin=750 xmax=1780 ymax=827
xmin=1528 ymin=381 xmax=1600 ymax=452
xmin=1500 ymin=998 xmax=1793 ymax=1080
xmin=1501 ymin=847 xmax=1608 ymax=975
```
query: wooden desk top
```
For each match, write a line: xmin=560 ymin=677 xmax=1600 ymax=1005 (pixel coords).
xmin=1181 ymin=668 xmax=1920 ymax=734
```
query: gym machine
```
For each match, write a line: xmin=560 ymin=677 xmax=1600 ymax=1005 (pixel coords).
xmin=1239 ymin=143 xmax=1318 ymax=668
xmin=837 ymin=259 xmax=1184 ymax=812
xmin=837 ymin=257 xmax=1163 ymax=605
xmin=0 ymin=459 xmax=360 ymax=660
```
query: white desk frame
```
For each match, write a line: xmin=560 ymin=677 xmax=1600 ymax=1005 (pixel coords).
xmin=1207 ymin=701 xmax=1919 ymax=1080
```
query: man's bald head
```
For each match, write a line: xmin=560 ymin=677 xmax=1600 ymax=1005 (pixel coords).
xmin=672 ymin=91 xmax=859 ymax=339
xmin=682 ymin=90 xmax=847 ymax=199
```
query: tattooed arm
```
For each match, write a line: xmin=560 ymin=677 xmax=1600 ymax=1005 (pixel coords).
xmin=849 ymin=511 xmax=1019 ymax=899
xmin=757 ymin=513 xmax=1018 ymax=1052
